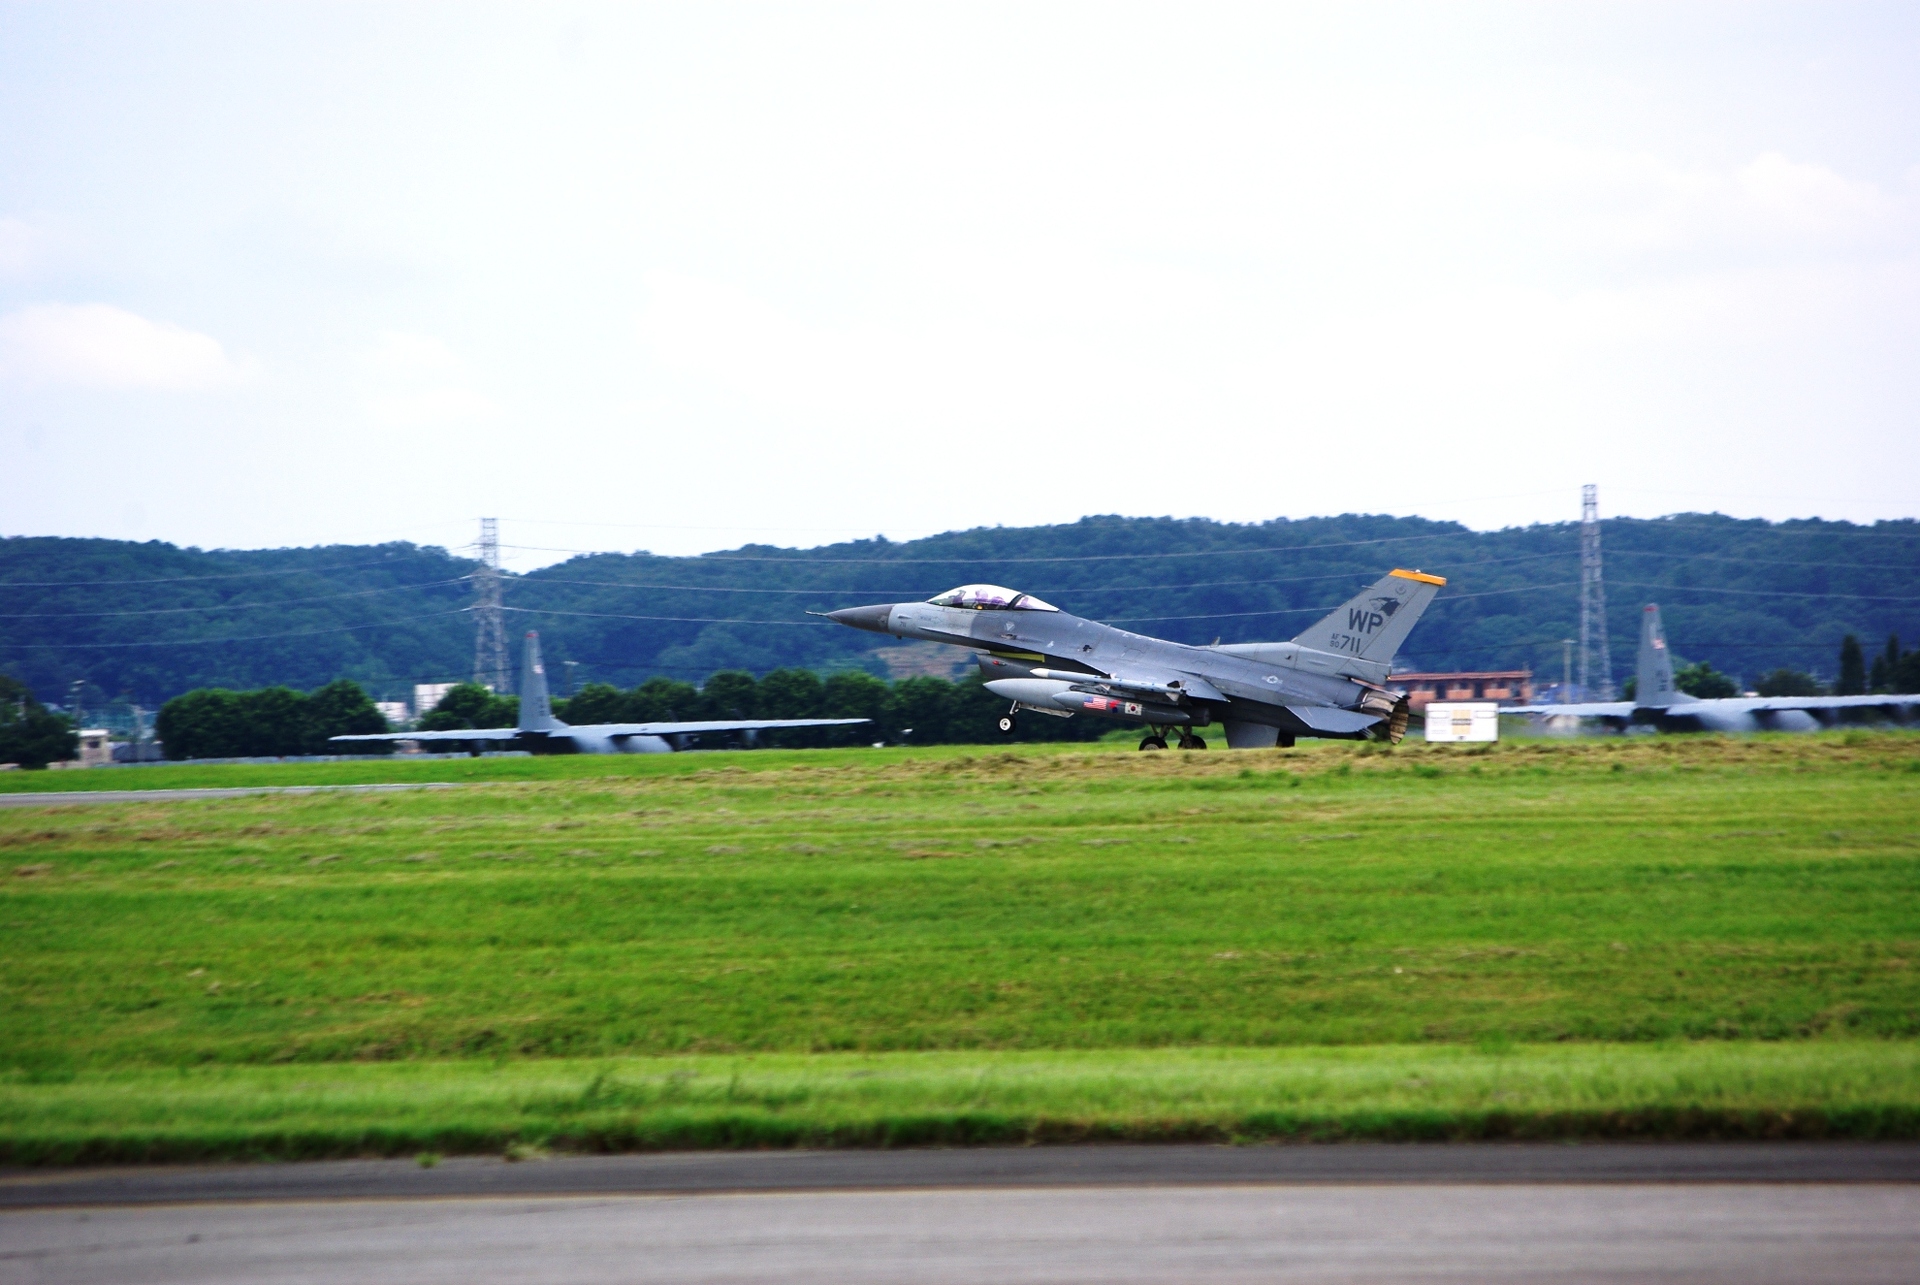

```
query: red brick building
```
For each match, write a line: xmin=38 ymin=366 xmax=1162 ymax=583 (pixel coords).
xmin=1387 ymin=670 xmax=1534 ymax=712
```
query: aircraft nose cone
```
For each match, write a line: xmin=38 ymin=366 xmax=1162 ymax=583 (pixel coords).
xmin=827 ymin=604 xmax=895 ymax=633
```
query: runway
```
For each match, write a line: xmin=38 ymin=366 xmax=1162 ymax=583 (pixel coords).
xmin=0 ymin=783 xmax=463 ymax=808
xmin=4 ymin=1146 xmax=1917 ymax=1284
xmin=6 ymin=1181 xmax=1917 ymax=1283
xmin=5 ymin=1143 xmax=1919 ymax=1207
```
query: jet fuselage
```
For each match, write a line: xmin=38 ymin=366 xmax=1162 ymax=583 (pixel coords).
xmin=827 ymin=570 xmax=1447 ymax=747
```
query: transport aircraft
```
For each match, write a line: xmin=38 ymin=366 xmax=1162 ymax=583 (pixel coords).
xmin=331 ymin=632 xmax=868 ymax=755
xmin=823 ymin=570 xmax=1446 ymax=749
xmin=1512 ymin=603 xmax=1920 ymax=732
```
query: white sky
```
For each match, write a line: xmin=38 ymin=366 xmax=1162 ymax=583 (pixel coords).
xmin=2 ymin=2 xmax=1916 ymax=571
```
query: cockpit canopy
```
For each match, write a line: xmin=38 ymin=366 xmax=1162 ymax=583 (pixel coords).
xmin=927 ymin=584 xmax=1059 ymax=612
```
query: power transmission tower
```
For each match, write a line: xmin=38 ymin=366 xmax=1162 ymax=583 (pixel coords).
xmin=1577 ymin=484 xmax=1615 ymax=701
xmin=471 ymin=518 xmax=511 ymax=694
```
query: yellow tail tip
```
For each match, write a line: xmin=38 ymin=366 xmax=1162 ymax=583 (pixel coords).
xmin=1389 ymin=568 xmax=1447 ymax=586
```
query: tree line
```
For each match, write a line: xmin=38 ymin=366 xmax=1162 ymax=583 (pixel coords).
xmin=154 ymin=680 xmax=394 ymax=759
xmin=1623 ymin=633 xmax=1920 ymax=701
xmin=0 ymin=675 xmax=79 ymax=769
xmin=138 ymin=669 xmax=1100 ymax=760
xmin=19 ymin=629 xmax=1920 ymax=766
xmin=10 ymin=514 xmax=1920 ymax=708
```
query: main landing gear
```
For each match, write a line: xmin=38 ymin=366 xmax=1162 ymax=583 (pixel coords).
xmin=997 ymin=713 xmax=1017 ymax=735
xmin=1137 ymin=726 xmax=1207 ymax=751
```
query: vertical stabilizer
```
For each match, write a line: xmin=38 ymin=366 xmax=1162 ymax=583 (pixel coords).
xmin=518 ymin=631 xmax=563 ymax=730
xmin=1635 ymin=604 xmax=1682 ymax=707
xmin=1292 ymin=569 xmax=1446 ymax=663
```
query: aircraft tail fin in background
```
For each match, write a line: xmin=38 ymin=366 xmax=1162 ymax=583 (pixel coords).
xmin=518 ymin=631 xmax=564 ymax=731
xmin=1292 ymin=569 xmax=1446 ymax=664
xmin=1635 ymin=604 xmax=1684 ymax=707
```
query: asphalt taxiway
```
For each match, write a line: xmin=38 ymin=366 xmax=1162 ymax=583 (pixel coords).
xmin=4 ymin=1146 xmax=1917 ymax=1284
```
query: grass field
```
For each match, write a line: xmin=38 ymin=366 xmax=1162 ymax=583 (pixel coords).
xmin=8 ymin=1042 xmax=1919 ymax=1164
xmin=3 ymin=732 xmax=1918 ymax=1159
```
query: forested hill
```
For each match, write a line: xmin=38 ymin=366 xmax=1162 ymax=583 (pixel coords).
xmin=4 ymin=512 xmax=1917 ymax=707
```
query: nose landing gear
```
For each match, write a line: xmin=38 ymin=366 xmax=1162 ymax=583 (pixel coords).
xmin=997 ymin=705 xmax=1018 ymax=736
xmin=1138 ymin=733 xmax=1168 ymax=751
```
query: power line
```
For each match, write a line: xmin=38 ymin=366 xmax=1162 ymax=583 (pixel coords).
xmin=1608 ymin=549 xmax=1920 ymax=570
xmin=501 ymin=606 xmax=826 ymax=626
xmin=1106 ymin=582 xmax=1585 ymax=624
xmin=502 ymin=578 xmax=1596 ymax=629
xmin=4 ymin=609 xmax=474 ymax=650
xmin=0 ymin=554 xmax=462 ymax=589
xmin=0 ymin=577 xmax=472 ymax=619
xmin=1613 ymin=581 xmax=1920 ymax=603
xmin=496 ymin=531 xmax=1465 ymax=564
xmin=509 ymin=551 xmax=1579 ymax=598
xmin=496 ymin=516 xmax=905 ymax=534
xmin=1607 ymin=518 xmax=1920 ymax=540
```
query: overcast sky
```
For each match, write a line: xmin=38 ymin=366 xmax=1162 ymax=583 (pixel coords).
xmin=3 ymin=2 xmax=1916 ymax=570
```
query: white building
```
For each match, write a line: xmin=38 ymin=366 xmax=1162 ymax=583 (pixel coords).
xmin=412 ymin=683 xmax=457 ymax=717
xmin=374 ymin=701 xmax=410 ymax=729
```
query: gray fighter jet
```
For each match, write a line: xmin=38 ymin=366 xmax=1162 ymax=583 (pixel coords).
xmin=1512 ymin=603 xmax=1920 ymax=732
xmin=331 ymin=631 xmax=868 ymax=755
xmin=824 ymin=570 xmax=1447 ymax=748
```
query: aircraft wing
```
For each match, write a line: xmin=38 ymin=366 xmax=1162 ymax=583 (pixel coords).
xmin=586 ymin=718 xmax=872 ymax=737
xmin=1667 ymin=694 xmax=1920 ymax=715
xmin=331 ymin=727 xmax=525 ymax=743
xmin=1506 ymin=702 xmax=1636 ymax=718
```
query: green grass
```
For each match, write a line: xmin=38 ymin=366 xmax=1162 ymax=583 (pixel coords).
xmin=3 ymin=732 xmax=1918 ymax=1157
xmin=6 ymin=1042 xmax=1918 ymax=1163
xmin=0 ymin=748 xmax=810 ymax=792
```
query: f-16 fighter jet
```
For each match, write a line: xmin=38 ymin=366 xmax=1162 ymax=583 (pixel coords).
xmin=1512 ymin=603 xmax=1920 ymax=733
xmin=331 ymin=631 xmax=869 ymax=755
xmin=824 ymin=570 xmax=1446 ymax=749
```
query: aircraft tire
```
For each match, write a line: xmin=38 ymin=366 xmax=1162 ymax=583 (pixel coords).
xmin=1138 ymin=735 xmax=1168 ymax=751
xmin=996 ymin=715 xmax=1016 ymax=735
xmin=1179 ymin=736 xmax=1207 ymax=750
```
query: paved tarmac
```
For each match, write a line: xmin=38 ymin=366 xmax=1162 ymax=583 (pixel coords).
xmin=0 ymin=783 xmax=463 ymax=808
xmin=5 ymin=1180 xmax=1917 ymax=1283
xmin=4 ymin=1143 xmax=1918 ymax=1207
xmin=4 ymin=1147 xmax=1918 ymax=1284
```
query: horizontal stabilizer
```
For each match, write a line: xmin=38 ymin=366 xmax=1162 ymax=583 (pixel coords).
xmin=1285 ymin=705 xmax=1382 ymax=735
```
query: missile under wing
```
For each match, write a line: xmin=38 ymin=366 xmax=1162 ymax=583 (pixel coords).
xmin=331 ymin=632 xmax=869 ymax=755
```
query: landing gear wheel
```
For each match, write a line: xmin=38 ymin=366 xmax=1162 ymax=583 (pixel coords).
xmin=1138 ymin=735 xmax=1168 ymax=751
xmin=996 ymin=714 xmax=1017 ymax=735
xmin=1178 ymin=735 xmax=1207 ymax=750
